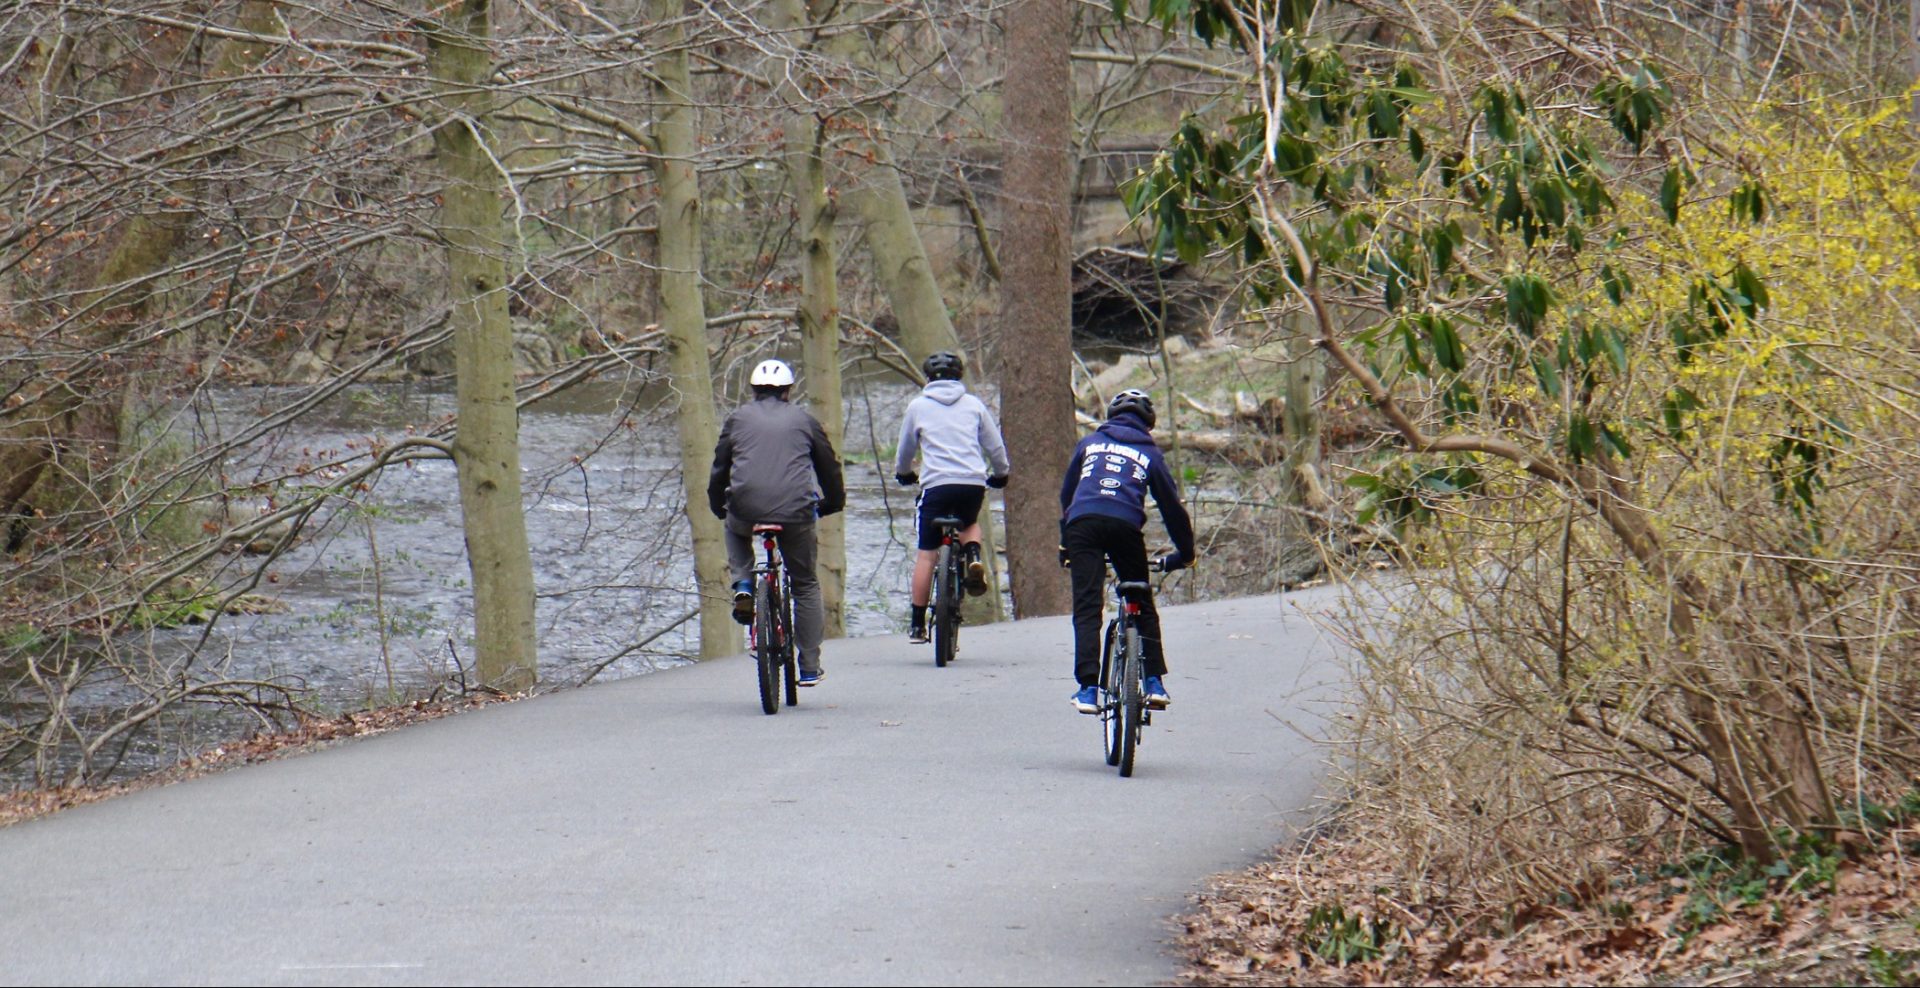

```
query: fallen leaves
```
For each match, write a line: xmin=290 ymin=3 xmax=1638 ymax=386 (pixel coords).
xmin=1173 ymin=820 xmax=1920 ymax=987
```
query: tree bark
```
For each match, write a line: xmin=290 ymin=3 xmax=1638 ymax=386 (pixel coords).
xmin=998 ymin=0 xmax=1077 ymax=617
xmin=1282 ymin=313 xmax=1327 ymax=512
xmin=652 ymin=0 xmax=735 ymax=659
xmin=1731 ymin=0 xmax=1751 ymax=79
xmin=773 ymin=0 xmax=847 ymax=637
xmin=427 ymin=0 xmax=539 ymax=691
xmin=848 ymin=142 xmax=962 ymax=363
xmin=1910 ymin=0 xmax=1920 ymax=123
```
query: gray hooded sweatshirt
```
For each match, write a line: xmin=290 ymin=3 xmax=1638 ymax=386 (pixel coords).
xmin=894 ymin=380 xmax=1011 ymax=489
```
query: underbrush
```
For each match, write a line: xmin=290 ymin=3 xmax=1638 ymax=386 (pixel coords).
xmin=1176 ymin=791 xmax=1920 ymax=986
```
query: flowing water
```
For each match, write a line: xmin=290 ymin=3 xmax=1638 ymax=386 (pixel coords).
xmin=186 ymin=373 xmax=936 ymax=696
xmin=24 ymin=372 xmax=950 ymax=782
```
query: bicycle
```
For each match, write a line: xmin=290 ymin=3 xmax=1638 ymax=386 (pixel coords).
xmin=748 ymin=523 xmax=798 ymax=714
xmin=928 ymin=514 xmax=965 ymax=668
xmin=1097 ymin=558 xmax=1174 ymax=777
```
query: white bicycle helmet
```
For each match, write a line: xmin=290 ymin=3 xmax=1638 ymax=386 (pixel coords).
xmin=749 ymin=359 xmax=795 ymax=387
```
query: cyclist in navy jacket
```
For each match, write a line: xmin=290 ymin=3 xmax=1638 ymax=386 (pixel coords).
xmin=1059 ymin=389 xmax=1195 ymax=713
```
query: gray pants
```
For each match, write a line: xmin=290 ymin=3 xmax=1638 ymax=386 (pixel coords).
xmin=725 ymin=517 xmax=824 ymax=674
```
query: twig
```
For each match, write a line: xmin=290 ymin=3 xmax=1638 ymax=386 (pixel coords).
xmin=577 ymin=608 xmax=700 ymax=685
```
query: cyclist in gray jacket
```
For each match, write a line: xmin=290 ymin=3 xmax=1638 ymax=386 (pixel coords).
xmin=892 ymin=351 xmax=1010 ymax=643
xmin=708 ymin=358 xmax=845 ymax=685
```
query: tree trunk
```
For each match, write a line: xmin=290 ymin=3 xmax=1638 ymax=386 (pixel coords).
xmin=998 ymin=0 xmax=1077 ymax=617
xmin=1282 ymin=314 xmax=1328 ymax=512
xmin=652 ymin=0 xmax=735 ymax=659
xmin=427 ymin=0 xmax=539 ymax=691
xmin=848 ymin=142 xmax=961 ymax=363
xmin=773 ymin=0 xmax=847 ymax=637
xmin=1910 ymin=0 xmax=1920 ymax=123
xmin=1731 ymin=0 xmax=1751 ymax=79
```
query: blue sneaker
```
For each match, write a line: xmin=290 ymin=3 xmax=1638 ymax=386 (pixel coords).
xmin=1143 ymin=676 xmax=1170 ymax=709
xmin=799 ymin=668 xmax=825 ymax=687
xmin=1071 ymin=685 xmax=1098 ymax=714
xmin=731 ymin=579 xmax=754 ymax=626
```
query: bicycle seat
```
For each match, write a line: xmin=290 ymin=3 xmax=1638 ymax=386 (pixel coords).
xmin=752 ymin=523 xmax=784 ymax=533
xmin=1115 ymin=581 xmax=1152 ymax=598
xmin=930 ymin=515 xmax=962 ymax=528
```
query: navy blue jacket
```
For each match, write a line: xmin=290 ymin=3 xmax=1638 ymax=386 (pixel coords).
xmin=1059 ymin=411 xmax=1196 ymax=565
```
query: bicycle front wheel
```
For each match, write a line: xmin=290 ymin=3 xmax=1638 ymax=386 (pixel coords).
xmin=933 ymin=543 xmax=958 ymax=667
xmin=1117 ymin=626 xmax=1142 ymax=777
xmin=755 ymin=579 xmax=780 ymax=715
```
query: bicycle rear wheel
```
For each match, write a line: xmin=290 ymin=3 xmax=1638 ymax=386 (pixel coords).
xmin=1117 ymin=627 xmax=1142 ymax=777
xmin=755 ymin=579 xmax=780 ymax=715
xmin=933 ymin=543 xmax=958 ymax=667
xmin=782 ymin=578 xmax=799 ymax=707
xmin=1100 ymin=619 xmax=1122 ymax=766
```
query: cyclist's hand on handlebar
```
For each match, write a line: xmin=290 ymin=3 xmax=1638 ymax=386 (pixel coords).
xmin=895 ymin=470 xmax=918 ymax=487
xmin=986 ymin=473 xmax=1008 ymax=489
xmin=1154 ymin=553 xmax=1191 ymax=573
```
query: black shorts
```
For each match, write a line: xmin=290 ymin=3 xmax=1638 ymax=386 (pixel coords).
xmin=915 ymin=484 xmax=986 ymax=550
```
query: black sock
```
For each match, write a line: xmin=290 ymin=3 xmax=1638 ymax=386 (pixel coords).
xmin=911 ymin=604 xmax=927 ymax=628
xmin=964 ymin=541 xmax=982 ymax=564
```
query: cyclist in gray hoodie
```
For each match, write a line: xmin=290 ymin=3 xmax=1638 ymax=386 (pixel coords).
xmin=892 ymin=351 xmax=1011 ymax=643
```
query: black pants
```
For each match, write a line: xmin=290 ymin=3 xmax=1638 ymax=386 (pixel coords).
xmin=1065 ymin=514 xmax=1167 ymax=686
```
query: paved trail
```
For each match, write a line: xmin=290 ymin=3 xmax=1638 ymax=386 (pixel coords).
xmin=0 ymin=589 xmax=1347 ymax=987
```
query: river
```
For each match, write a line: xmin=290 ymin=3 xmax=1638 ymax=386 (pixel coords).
xmin=183 ymin=373 xmax=942 ymax=694
xmin=20 ymin=371 xmax=965 ymax=781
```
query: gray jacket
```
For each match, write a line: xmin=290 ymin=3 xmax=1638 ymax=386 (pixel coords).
xmin=893 ymin=380 xmax=1011 ymax=489
xmin=708 ymin=395 xmax=845 ymax=524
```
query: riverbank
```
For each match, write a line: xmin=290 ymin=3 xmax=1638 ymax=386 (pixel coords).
xmin=0 ymin=692 xmax=518 ymax=829
xmin=1172 ymin=803 xmax=1920 ymax=986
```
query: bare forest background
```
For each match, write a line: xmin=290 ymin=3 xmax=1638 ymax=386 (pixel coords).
xmin=4 ymin=0 xmax=1920 ymax=931
xmin=0 ymin=0 xmax=1249 ymax=785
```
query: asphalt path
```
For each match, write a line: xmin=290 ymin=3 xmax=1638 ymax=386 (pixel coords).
xmin=0 ymin=587 xmax=1348 ymax=987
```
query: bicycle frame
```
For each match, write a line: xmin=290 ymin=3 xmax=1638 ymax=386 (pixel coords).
xmin=1104 ymin=581 xmax=1148 ymax=713
xmin=749 ymin=532 xmax=785 ymax=651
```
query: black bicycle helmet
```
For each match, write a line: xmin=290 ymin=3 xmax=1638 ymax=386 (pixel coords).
xmin=1107 ymin=388 xmax=1156 ymax=429
xmin=922 ymin=350 xmax=964 ymax=382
